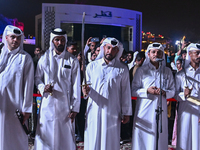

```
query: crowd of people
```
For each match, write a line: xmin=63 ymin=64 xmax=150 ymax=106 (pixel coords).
xmin=0 ymin=25 xmax=200 ymax=150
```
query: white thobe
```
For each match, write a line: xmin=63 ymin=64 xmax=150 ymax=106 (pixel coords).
xmin=84 ymin=58 xmax=132 ymax=150
xmin=34 ymin=50 xmax=81 ymax=150
xmin=175 ymin=65 xmax=200 ymax=150
xmin=131 ymin=63 xmax=175 ymax=150
xmin=0 ymin=48 xmax=34 ymax=150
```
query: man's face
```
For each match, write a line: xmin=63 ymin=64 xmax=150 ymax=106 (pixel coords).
xmin=34 ymin=48 xmax=41 ymax=55
xmin=90 ymin=53 xmax=97 ymax=61
xmin=182 ymin=53 xmax=186 ymax=59
xmin=189 ymin=50 xmax=200 ymax=64
xmin=52 ymin=36 xmax=66 ymax=52
xmin=148 ymin=49 xmax=163 ymax=63
xmin=95 ymin=47 xmax=100 ymax=56
xmin=176 ymin=60 xmax=182 ymax=71
xmin=77 ymin=53 xmax=82 ymax=62
xmin=6 ymin=34 xmax=21 ymax=50
xmin=126 ymin=53 xmax=133 ymax=63
xmin=104 ymin=43 xmax=119 ymax=61
xmin=136 ymin=58 xmax=145 ymax=66
xmin=89 ymin=42 xmax=96 ymax=53
xmin=67 ymin=45 xmax=77 ymax=56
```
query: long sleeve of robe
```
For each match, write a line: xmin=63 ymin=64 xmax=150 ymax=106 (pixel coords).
xmin=84 ymin=58 xmax=132 ymax=150
xmin=34 ymin=50 xmax=81 ymax=150
xmin=175 ymin=65 xmax=200 ymax=150
xmin=0 ymin=49 xmax=34 ymax=150
xmin=131 ymin=63 xmax=175 ymax=150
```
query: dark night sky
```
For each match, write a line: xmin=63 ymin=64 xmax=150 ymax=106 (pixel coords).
xmin=1 ymin=0 xmax=200 ymax=42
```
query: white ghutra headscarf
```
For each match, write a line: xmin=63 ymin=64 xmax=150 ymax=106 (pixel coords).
xmin=0 ymin=25 xmax=24 ymax=73
xmin=142 ymin=42 xmax=166 ymax=67
xmin=44 ymin=28 xmax=67 ymax=84
xmin=95 ymin=37 xmax=123 ymax=61
xmin=184 ymin=43 xmax=200 ymax=68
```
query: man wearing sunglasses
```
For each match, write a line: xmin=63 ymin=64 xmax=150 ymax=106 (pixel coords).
xmin=82 ymin=37 xmax=132 ymax=150
xmin=175 ymin=43 xmax=200 ymax=150
xmin=131 ymin=42 xmax=175 ymax=150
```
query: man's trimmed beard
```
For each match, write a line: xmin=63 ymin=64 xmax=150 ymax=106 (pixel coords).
xmin=54 ymin=43 xmax=65 ymax=52
xmin=104 ymin=54 xmax=114 ymax=61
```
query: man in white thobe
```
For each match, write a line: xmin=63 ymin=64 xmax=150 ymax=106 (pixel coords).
xmin=175 ymin=43 xmax=200 ymax=150
xmin=131 ymin=43 xmax=175 ymax=150
xmin=0 ymin=25 xmax=34 ymax=150
xmin=34 ymin=28 xmax=81 ymax=150
xmin=82 ymin=37 xmax=132 ymax=150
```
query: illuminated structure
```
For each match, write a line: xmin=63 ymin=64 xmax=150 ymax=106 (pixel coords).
xmin=0 ymin=14 xmax=24 ymax=35
xmin=0 ymin=14 xmax=24 ymax=43
xmin=141 ymin=31 xmax=172 ymax=51
xmin=35 ymin=4 xmax=142 ymax=51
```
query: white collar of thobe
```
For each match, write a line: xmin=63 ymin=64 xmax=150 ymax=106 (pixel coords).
xmin=53 ymin=49 xmax=66 ymax=58
xmin=8 ymin=47 xmax=20 ymax=55
xmin=188 ymin=64 xmax=200 ymax=72
xmin=148 ymin=62 xmax=159 ymax=70
xmin=101 ymin=57 xmax=116 ymax=66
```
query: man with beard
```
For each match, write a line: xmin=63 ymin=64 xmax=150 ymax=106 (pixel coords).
xmin=34 ymin=28 xmax=81 ymax=150
xmin=131 ymin=43 xmax=175 ymax=150
xmin=175 ymin=43 xmax=200 ymax=150
xmin=0 ymin=25 xmax=34 ymax=150
xmin=82 ymin=37 xmax=132 ymax=150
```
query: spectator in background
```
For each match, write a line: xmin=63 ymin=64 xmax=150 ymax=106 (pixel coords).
xmin=120 ymin=49 xmax=128 ymax=64
xmin=129 ymin=52 xmax=145 ymax=83
xmin=95 ymin=43 xmax=101 ymax=56
xmin=33 ymin=46 xmax=41 ymax=70
xmin=126 ymin=51 xmax=134 ymax=69
xmin=171 ymin=58 xmax=183 ymax=146
xmin=84 ymin=37 xmax=98 ymax=65
xmin=176 ymin=58 xmax=183 ymax=72
xmin=67 ymin=41 xmax=78 ymax=56
xmin=180 ymin=50 xmax=186 ymax=59
xmin=166 ymin=50 xmax=172 ymax=67
xmin=76 ymin=52 xmax=82 ymax=64
xmin=126 ymin=51 xmax=134 ymax=63
xmin=90 ymin=52 xmax=97 ymax=61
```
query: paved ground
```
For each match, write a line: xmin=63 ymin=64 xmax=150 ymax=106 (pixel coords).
xmin=29 ymin=142 xmax=176 ymax=150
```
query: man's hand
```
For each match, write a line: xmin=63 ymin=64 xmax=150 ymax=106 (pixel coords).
xmin=86 ymin=37 xmax=93 ymax=46
xmin=68 ymin=111 xmax=77 ymax=123
xmin=147 ymin=86 xmax=157 ymax=95
xmin=177 ymin=49 xmax=182 ymax=56
xmin=44 ymin=84 xmax=53 ymax=93
xmin=147 ymin=86 xmax=166 ymax=96
xmin=82 ymin=85 xmax=90 ymax=97
xmin=22 ymin=112 xmax=31 ymax=125
xmin=154 ymin=88 xmax=166 ymax=97
xmin=184 ymin=87 xmax=192 ymax=98
xmin=100 ymin=38 xmax=106 ymax=44
xmin=121 ymin=116 xmax=130 ymax=124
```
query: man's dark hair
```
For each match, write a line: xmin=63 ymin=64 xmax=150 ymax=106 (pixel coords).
xmin=126 ymin=51 xmax=134 ymax=54
xmin=126 ymin=51 xmax=134 ymax=57
xmin=35 ymin=45 xmax=41 ymax=50
xmin=176 ymin=57 xmax=183 ymax=64
xmin=91 ymin=51 xmax=96 ymax=57
xmin=181 ymin=50 xmax=187 ymax=55
xmin=95 ymin=43 xmax=101 ymax=50
xmin=67 ymin=41 xmax=77 ymax=47
xmin=136 ymin=52 xmax=145 ymax=61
